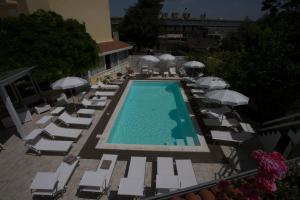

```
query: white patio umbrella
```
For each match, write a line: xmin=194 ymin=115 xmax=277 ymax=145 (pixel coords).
xmin=205 ymin=89 xmax=249 ymax=106
xmin=158 ymin=54 xmax=175 ymax=61
xmin=140 ymin=55 xmax=160 ymax=71
xmin=182 ymin=61 xmax=205 ymax=69
xmin=196 ymin=76 xmax=229 ymax=90
xmin=183 ymin=61 xmax=205 ymax=77
xmin=140 ymin=55 xmax=160 ymax=63
xmin=158 ymin=54 xmax=176 ymax=72
xmin=51 ymin=76 xmax=88 ymax=108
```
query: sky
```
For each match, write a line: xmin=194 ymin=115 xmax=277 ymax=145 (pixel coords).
xmin=109 ymin=0 xmax=264 ymax=20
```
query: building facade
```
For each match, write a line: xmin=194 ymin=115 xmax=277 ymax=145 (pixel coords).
xmin=2 ymin=0 xmax=132 ymax=83
xmin=111 ymin=16 xmax=241 ymax=53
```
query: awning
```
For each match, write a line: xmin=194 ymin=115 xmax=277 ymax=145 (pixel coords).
xmin=98 ymin=40 xmax=132 ymax=56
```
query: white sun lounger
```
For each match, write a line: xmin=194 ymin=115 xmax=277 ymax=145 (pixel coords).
xmin=240 ymin=122 xmax=255 ymax=133
xmin=203 ymin=118 xmax=239 ymax=127
xmin=211 ymin=130 xmax=253 ymax=144
xmin=35 ymin=104 xmax=51 ymax=115
xmin=91 ymin=96 xmax=107 ymax=101
xmin=58 ymin=112 xmax=93 ymax=128
xmin=98 ymin=81 xmax=119 ymax=90
xmin=169 ymin=67 xmax=177 ymax=76
xmin=78 ymin=154 xmax=118 ymax=193
xmin=30 ymin=157 xmax=80 ymax=197
xmin=44 ymin=123 xmax=82 ymax=140
xmin=152 ymin=68 xmax=160 ymax=76
xmin=175 ymin=159 xmax=197 ymax=188
xmin=24 ymin=131 xmax=72 ymax=155
xmin=156 ymin=157 xmax=179 ymax=194
xmin=118 ymin=157 xmax=146 ymax=197
xmin=81 ymin=98 xmax=107 ymax=109
xmin=95 ymin=91 xmax=115 ymax=97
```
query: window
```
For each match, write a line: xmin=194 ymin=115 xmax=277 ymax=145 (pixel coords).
xmin=111 ymin=53 xmax=118 ymax=67
xmin=118 ymin=50 xmax=128 ymax=63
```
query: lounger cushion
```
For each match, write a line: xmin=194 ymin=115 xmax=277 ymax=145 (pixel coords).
xmin=34 ymin=139 xmax=72 ymax=152
xmin=59 ymin=112 xmax=92 ymax=126
xmin=118 ymin=178 xmax=144 ymax=196
xmin=56 ymin=156 xmax=79 ymax=191
xmin=44 ymin=123 xmax=82 ymax=139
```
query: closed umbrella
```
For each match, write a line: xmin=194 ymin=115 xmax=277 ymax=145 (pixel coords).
xmin=196 ymin=76 xmax=229 ymax=90
xmin=205 ymin=89 xmax=249 ymax=106
xmin=51 ymin=76 xmax=88 ymax=109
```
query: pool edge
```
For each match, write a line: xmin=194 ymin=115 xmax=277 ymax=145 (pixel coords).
xmin=96 ymin=80 xmax=210 ymax=153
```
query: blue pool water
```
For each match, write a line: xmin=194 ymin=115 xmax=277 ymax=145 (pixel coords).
xmin=107 ymin=81 xmax=200 ymax=146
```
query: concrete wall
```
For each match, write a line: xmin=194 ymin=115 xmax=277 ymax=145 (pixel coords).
xmin=17 ymin=0 xmax=112 ymax=43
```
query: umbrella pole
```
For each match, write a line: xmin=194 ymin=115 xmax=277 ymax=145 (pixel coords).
xmin=70 ymin=89 xmax=76 ymax=111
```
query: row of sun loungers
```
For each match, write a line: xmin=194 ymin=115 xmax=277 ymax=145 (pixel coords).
xmin=91 ymin=81 xmax=119 ymax=90
xmin=183 ymin=76 xmax=255 ymax=144
xmin=141 ymin=67 xmax=177 ymax=76
xmin=30 ymin=154 xmax=198 ymax=198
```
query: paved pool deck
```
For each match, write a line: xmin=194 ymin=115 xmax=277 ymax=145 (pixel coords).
xmin=0 ymin=77 xmax=261 ymax=200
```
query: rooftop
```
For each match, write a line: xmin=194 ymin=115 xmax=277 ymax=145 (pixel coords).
xmin=98 ymin=40 xmax=132 ymax=56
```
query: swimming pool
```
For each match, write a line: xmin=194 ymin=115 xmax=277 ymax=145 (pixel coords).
xmin=106 ymin=81 xmax=200 ymax=146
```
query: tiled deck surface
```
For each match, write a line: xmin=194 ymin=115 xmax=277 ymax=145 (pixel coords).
xmin=0 ymin=78 xmax=261 ymax=200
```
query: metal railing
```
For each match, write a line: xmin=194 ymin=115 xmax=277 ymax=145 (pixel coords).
xmin=262 ymin=112 xmax=300 ymax=126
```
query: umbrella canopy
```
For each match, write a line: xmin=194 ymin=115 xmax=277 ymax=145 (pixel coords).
xmin=158 ymin=54 xmax=175 ymax=61
xmin=196 ymin=76 xmax=229 ymax=90
xmin=205 ymin=89 xmax=249 ymax=106
xmin=51 ymin=76 xmax=88 ymax=90
xmin=140 ymin=55 xmax=160 ymax=63
xmin=182 ymin=61 xmax=205 ymax=69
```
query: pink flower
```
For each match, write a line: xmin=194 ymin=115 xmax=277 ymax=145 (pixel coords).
xmin=256 ymin=175 xmax=277 ymax=192
xmin=252 ymin=150 xmax=288 ymax=193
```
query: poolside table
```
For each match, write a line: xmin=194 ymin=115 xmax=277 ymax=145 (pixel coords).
xmin=51 ymin=107 xmax=65 ymax=116
xmin=30 ymin=172 xmax=58 ymax=192
xmin=77 ymin=109 xmax=96 ymax=117
xmin=78 ymin=171 xmax=106 ymax=193
xmin=36 ymin=116 xmax=53 ymax=128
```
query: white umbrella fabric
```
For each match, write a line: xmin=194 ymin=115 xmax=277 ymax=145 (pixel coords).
xmin=182 ymin=61 xmax=205 ymax=69
xmin=140 ymin=55 xmax=160 ymax=72
xmin=51 ymin=76 xmax=88 ymax=108
xmin=140 ymin=55 xmax=160 ymax=63
xmin=205 ymin=89 xmax=249 ymax=106
xmin=196 ymin=76 xmax=229 ymax=90
xmin=51 ymin=76 xmax=88 ymax=90
xmin=158 ymin=54 xmax=175 ymax=61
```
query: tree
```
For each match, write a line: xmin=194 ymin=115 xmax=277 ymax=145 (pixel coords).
xmin=0 ymin=10 xmax=100 ymax=82
xmin=118 ymin=0 xmax=164 ymax=50
xmin=203 ymin=1 xmax=300 ymax=121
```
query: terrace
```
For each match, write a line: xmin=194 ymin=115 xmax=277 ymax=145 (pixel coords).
xmin=0 ymin=61 xmax=267 ymax=200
